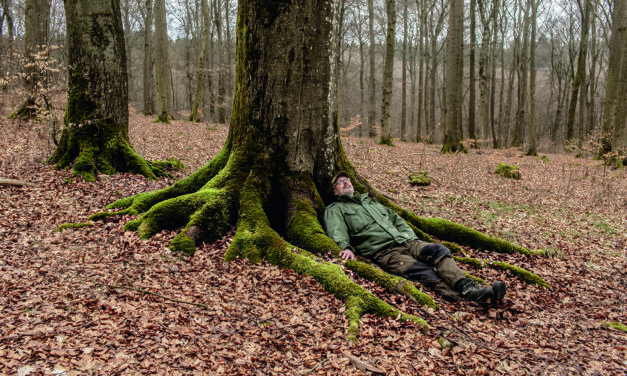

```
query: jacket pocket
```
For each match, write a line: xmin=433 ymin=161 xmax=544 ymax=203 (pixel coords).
xmin=344 ymin=210 xmax=372 ymax=233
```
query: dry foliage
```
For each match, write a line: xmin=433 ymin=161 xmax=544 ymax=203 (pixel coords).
xmin=1 ymin=113 xmax=625 ymax=375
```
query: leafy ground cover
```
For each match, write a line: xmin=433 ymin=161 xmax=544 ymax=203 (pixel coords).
xmin=1 ymin=114 xmax=625 ymax=375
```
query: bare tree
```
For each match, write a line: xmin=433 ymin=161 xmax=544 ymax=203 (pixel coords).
xmin=442 ymin=0 xmax=465 ymax=153
xmin=143 ymin=0 xmax=155 ymax=115
xmin=367 ymin=0 xmax=377 ymax=138
xmin=154 ymin=0 xmax=172 ymax=122
xmin=189 ymin=0 xmax=210 ymax=122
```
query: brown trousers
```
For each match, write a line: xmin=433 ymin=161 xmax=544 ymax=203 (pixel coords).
xmin=373 ymin=239 xmax=466 ymax=298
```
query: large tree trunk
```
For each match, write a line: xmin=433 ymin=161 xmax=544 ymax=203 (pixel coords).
xmin=154 ymin=0 xmax=172 ymax=122
xmin=379 ymin=0 xmax=396 ymax=146
xmin=93 ymin=0 xmax=545 ymax=341
xmin=9 ymin=0 xmax=49 ymax=120
xmin=49 ymin=0 xmax=166 ymax=182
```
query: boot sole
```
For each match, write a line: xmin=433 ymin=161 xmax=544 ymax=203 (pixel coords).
xmin=492 ymin=281 xmax=506 ymax=304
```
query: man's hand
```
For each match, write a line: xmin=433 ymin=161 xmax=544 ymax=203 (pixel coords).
xmin=340 ymin=249 xmax=356 ymax=261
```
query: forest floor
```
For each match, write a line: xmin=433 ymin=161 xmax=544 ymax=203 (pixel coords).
xmin=1 ymin=112 xmax=626 ymax=375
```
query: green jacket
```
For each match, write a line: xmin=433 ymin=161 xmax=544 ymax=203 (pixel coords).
xmin=323 ymin=193 xmax=416 ymax=258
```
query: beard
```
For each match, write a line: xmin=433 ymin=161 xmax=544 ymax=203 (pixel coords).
xmin=341 ymin=187 xmax=354 ymax=196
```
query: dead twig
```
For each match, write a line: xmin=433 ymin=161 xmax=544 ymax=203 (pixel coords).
xmin=94 ymin=282 xmax=208 ymax=309
xmin=0 ymin=178 xmax=36 ymax=187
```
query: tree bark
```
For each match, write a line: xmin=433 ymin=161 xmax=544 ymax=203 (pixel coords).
xmin=50 ymin=0 xmax=165 ymax=182
xmin=143 ymin=0 xmax=155 ymax=115
xmin=154 ymin=0 xmax=172 ymax=122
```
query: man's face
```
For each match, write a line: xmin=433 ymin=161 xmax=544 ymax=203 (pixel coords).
xmin=334 ymin=177 xmax=354 ymax=197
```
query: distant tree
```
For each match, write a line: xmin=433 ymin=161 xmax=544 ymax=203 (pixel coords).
xmin=9 ymin=0 xmax=50 ymax=120
xmin=511 ymin=0 xmax=530 ymax=148
xmin=468 ymin=0 xmax=477 ymax=147
xmin=564 ymin=0 xmax=591 ymax=148
xmin=49 ymin=0 xmax=168 ymax=182
xmin=189 ymin=0 xmax=211 ymax=122
xmin=143 ymin=0 xmax=155 ymax=115
xmin=367 ymin=0 xmax=377 ymax=138
xmin=379 ymin=0 xmax=395 ymax=146
xmin=525 ymin=0 xmax=538 ymax=156
xmin=154 ymin=0 xmax=172 ymax=122
xmin=442 ymin=0 xmax=466 ymax=153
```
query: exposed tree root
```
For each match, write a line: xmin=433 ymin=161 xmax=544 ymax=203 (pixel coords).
xmin=454 ymin=256 xmax=551 ymax=288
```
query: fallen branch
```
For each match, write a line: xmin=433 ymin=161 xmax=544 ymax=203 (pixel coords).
xmin=94 ymin=282 xmax=208 ymax=309
xmin=0 ymin=178 xmax=36 ymax=187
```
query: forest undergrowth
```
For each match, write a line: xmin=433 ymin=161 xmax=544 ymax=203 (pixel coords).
xmin=1 ymin=112 xmax=625 ymax=375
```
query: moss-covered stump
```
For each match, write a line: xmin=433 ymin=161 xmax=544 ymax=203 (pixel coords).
xmin=495 ymin=163 xmax=521 ymax=179
xmin=408 ymin=171 xmax=431 ymax=186
xmin=8 ymin=97 xmax=37 ymax=121
xmin=47 ymin=120 xmax=177 ymax=182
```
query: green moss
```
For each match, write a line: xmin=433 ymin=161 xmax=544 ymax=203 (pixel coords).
xmin=455 ymin=256 xmax=548 ymax=287
xmin=438 ymin=337 xmax=454 ymax=349
xmin=286 ymin=199 xmax=339 ymax=255
xmin=535 ymin=155 xmax=550 ymax=163
xmin=345 ymin=260 xmax=437 ymax=310
xmin=169 ymin=233 xmax=197 ymax=255
xmin=601 ymin=321 xmax=627 ymax=332
xmin=495 ymin=163 xmax=521 ymax=179
xmin=379 ymin=137 xmax=395 ymax=146
xmin=55 ymin=222 xmax=93 ymax=232
xmin=408 ymin=171 xmax=431 ymax=186
xmin=346 ymin=296 xmax=365 ymax=343
xmin=492 ymin=261 xmax=551 ymax=288
xmin=73 ymin=146 xmax=98 ymax=182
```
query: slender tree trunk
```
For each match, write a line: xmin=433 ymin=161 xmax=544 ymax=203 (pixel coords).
xmin=511 ymin=0 xmax=530 ymax=148
xmin=525 ymin=0 xmax=537 ymax=156
xmin=564 ymin=0 xmax=591 ymax=149
xmin=586 ymin=20 xmax=597 ymax=140
xmin=468 ymin=0 xmax=477 ymax=147
xmin=442 ymin=0 xmax=464 ymax=153
xmin=122 ymin=0 xmax=134 ymax=103
xmin=143 ymin=0 xmax=155 ymax=115
xmin=213 ymin=0 xmax=226 ymax=124
xmin=613 ymin=15 xmax=627 ymax=153
xmin=154 ymin=0 xmax=172 ymax=122
xmin=367 ymin=0 xmax=377 ymax=138
xmin=477 ymin=0 xmax=497 ymax=149
xmin=400 ymin=0 xmax=408 ymax=142
xmin=379 ymin=0 xmax=396 ymax=146
xmin=189 ymin=0 xmax=210 ymax=122
xmin=225 ymin=0 xmax=233 ymax=121
xmin=357 ymin=12 xmax=366 ymax=137
xmin=489 ymin=7 xmax=499 ymax=149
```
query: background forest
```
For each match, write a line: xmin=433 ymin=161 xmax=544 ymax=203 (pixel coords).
xmin=1 ymin=0 xmax=626 ymax=159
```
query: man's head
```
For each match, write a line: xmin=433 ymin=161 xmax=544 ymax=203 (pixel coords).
xmin=332 ymin=171 xmax=354 ymax=197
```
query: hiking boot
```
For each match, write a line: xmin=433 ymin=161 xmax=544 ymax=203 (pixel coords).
xmin=455 ymin=278 xmax=494 ymax=304
xmin=491 ymin=281 xmax=506 ymax=304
